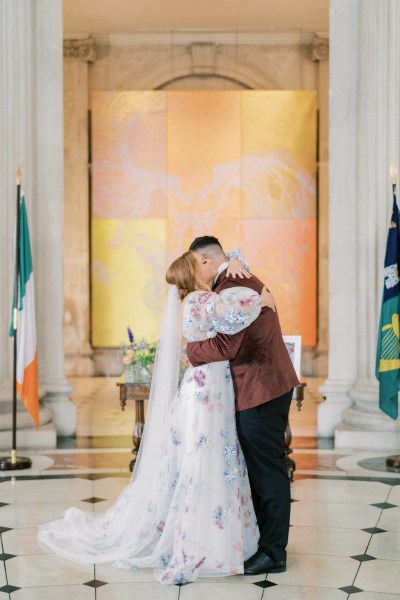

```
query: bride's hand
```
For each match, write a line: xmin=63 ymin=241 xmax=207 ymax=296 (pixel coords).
xmin=260 ymin=286 xmax=276 ymax=312
xmin=180 ymin=342 xmax=190 ymax=368
xmin=226 ymin=258 xmax=251 ymax=279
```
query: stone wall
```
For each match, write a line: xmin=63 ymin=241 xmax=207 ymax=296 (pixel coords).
xmin=63 ymin=31 xmax=329 ymax=377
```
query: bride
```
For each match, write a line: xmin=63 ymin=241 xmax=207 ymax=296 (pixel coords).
xmin=38 ymin=251 xmax=273 ymax=585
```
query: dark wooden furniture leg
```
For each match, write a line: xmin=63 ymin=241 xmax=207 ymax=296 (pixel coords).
xmin=130 ymin=398 xmax=145 ymax=472
xmin=117 ymin=382 xmax=149 ymax=472
xmin=284 ymin=383 xmax=306 ymax=481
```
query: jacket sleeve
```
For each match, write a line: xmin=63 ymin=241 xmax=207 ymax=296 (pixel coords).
xmin=186 ymin=329 xmax=246 ymax=366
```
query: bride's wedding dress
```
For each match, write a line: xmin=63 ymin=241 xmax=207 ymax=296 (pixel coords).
xmin=38 ymin=286 xmax=261 ymax=585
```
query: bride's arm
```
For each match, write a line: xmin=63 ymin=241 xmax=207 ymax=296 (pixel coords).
xmin=205 ymin=288 xmax=262 ymax=335
xmin=182 ymin=286 xmax=272 ymax=342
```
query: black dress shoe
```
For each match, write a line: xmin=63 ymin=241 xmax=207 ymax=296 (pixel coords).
xmin=244 ymin=548 xmax=286 ymax=575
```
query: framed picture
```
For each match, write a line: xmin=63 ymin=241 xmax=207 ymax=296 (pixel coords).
xmin=282 ymin=335 xmax=302 ymax=379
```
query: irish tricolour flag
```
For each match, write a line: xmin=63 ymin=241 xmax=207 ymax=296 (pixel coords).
xmin=9 ymin=195 xmax=39 ymax=428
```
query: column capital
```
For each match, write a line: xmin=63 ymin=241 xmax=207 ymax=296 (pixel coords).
xmin=309 ymin=35 xmax=329 ymax=62
xmin=63 ymin=38 xmax=96 ymax=63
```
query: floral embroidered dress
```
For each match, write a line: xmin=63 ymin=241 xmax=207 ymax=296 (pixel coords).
xmin=38 ymin=287 xmax=261 ymax=585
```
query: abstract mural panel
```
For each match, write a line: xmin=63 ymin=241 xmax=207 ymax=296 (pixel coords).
xmin=91 ymin=91 xmax=317 ymax=347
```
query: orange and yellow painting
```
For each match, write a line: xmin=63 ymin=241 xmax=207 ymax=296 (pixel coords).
xmin=91 ymin=90 xmax=317 ymax=347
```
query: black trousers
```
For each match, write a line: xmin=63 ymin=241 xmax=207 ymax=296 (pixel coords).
xmin=236 ymin=390 xmax=293 ymax=563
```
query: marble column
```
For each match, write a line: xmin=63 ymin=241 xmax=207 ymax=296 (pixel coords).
xmin=63 ymin=38 xmax=96 ymax=376
xmin=0 ymin=0 xmax=75 ymax=443
xmin=317 ymin=0 xmax=359 ymax=437
xmin=320 ymin=0 xmax=400 ymax=448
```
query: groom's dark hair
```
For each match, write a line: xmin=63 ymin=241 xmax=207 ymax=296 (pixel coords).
xmin=189 ymin=236 xmax=224 ymax=254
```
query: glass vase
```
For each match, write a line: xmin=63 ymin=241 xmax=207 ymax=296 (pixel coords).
xmin=124 ymin=364 xmax=151 ymax=384
xmin=138 ymin=365 xmax=151 ymax=383
xmin=124 ymin=364 xmax=137 ymax=384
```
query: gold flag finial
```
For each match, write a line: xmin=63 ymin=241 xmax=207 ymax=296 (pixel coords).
xmin=16 ymin=163 xmax=22 ymax=186
xmin=390 ymin=162 xmax=398 ymax=186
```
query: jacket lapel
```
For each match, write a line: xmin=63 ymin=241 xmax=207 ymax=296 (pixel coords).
xmin=213 ymin=269 xmax=227 ymax=291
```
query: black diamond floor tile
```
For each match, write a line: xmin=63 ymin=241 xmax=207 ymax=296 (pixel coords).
xmin=0 ymin=585 xmax=20 ymax=593
xmin=0 ymin=552 xmax=15 ymax=561
xmin=0 ymin=503 xmax=8 ymax=508
xmin=81 ymin=497 xmax=107 ymax=504
xmin=339 ymin=586 xmax=363 ymax=594
xmin=0 ymin=526 xmax=12 ymax=534
xmin=371 ymin=502 xmax=397 ymax=509
xmin=254 ymin=580 xmax=277 ymax=588
xmin=84 ymin=579 xmax=108 ymax=588
xmin=351 ymin=554 xmax=377 ymax=562
xmin=362 ymin=527 xmax=387 ymax=534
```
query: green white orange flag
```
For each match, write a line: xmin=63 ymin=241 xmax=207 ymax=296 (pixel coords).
xmin=9 ymin=194 xmax=39 ymax=428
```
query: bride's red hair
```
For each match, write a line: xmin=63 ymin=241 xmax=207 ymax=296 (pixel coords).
xmin=166 ymin=251 xmax=209 ymax=300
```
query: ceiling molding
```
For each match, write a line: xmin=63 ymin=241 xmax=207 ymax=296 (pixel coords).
xmin=78 ymin=30 xmax=328 ymax=48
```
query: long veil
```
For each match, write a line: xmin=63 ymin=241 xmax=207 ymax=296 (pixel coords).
xmin=38 ymin=283 xmax=260 ymax=582
xmin=131 ymin=284 xmax=180 ymax=481
xmin=38 ymin=285 xmax=181 ymax=563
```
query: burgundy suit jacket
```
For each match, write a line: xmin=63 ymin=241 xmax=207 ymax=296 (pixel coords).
xmin=186 ymin=270 xmax=300 ymax=411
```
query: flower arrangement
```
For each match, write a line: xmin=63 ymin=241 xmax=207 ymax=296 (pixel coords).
xmin=122 ymin=326 xmax=157 ymax=383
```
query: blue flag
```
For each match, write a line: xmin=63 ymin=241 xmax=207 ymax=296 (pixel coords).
xmin=376 ymin=188 xmax=400 ymax=419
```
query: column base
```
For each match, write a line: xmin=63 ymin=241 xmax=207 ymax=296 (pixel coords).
xmin=317 ymin=378 xmax=354 ymax=437
xmin=0 ymin=422 xmax=57 ymax=450
xmin=0 ymin=405 xmax=53 ymax=431
xmin=335 ymin=422 xmax=400 ymax=452
xmin=335 ymin=380 xmax=400 ymax=450
xmin=0 ymin=385 xmax=56 ymax=448
xmin=42 ymin=379 xmax=76 ymax=436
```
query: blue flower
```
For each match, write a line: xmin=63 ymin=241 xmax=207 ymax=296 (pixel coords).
xmin=171 ymin=470 xmax=180 ymax=488
xmin=225 ymin=364 xmax=232 ymax=383
xmin=173 ymin=573 xmax=187 ymax=585
xmin=225 ymin=308 xmax=239 ymax=323
xmin=196 ymin=434 xmax=207 ymax=449
xmin=160 ymin=554 xmax=171 ymax=568
xmin=127 ymin=326 xmax=134 ymax=344
xmin=171 ymin=429 xmax=181 ymax=446
xmin=205 ymin=300 xmax=215 ymax=314
xmin=224 ymin=468 xmax=238 ymax=485
xmin=224 ymin=444 xmax=237 ymax=466
xmin=214 ymin=506 xmax=223 ymax=518
xmin=213 ymin=505 xmax=224 ymax=529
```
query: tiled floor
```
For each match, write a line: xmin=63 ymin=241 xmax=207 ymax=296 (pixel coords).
xmin=0 ymin=377 xmax=400 ymax=599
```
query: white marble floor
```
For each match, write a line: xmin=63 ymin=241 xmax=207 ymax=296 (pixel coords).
xmin=0 ymin=378 xmax=399 ymax=599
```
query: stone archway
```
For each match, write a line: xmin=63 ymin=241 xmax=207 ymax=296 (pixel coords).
xmin=63 ymin=34 xmax=329 ymax=381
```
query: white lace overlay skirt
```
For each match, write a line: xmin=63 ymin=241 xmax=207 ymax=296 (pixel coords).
xmin=38 ymin=361 xmax=258 ymax=585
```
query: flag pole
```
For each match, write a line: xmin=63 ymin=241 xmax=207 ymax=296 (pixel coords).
xmin=0 ymin=166 xmax=32 ymax=470
xmin=386 ymin=162 xmax=400 ymax=471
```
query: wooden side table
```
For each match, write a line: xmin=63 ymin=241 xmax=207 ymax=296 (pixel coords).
xmin=284 ymin=383 xmax=307 ymax=482
xmin=117 ymin=382 xmax=150 ymax=472
xmin=117 ymin=380 xmax=304 ymax=478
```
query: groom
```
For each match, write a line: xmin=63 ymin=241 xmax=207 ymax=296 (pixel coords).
xmin=185 ymin=236 xmax=299 ymax=575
